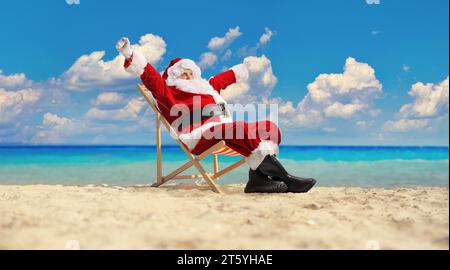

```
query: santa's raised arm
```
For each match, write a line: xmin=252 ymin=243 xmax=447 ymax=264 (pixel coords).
xmin=116 ymin=37 xmax=248 ymax=100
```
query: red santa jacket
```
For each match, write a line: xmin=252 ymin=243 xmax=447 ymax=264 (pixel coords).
xmin=124 ymin=53 xmax=248 ymax=149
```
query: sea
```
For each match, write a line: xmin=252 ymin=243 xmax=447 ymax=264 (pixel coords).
xmin=0 ymin=145 xmax=448 ymax=187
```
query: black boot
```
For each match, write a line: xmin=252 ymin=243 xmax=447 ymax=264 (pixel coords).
xmin=244 ymin=169 xmax=288 ymax=193
xmin=257 ymin=155 xmax=316 ymax=193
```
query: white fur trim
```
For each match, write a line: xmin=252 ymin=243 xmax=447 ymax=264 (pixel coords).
xmin=169 ymin=77 xmax=228 ymax=106
xmin=246 ymin=140 xmax=279 ymax=170
xmin=166 ymin=59 xmax=202 ymax=86
xmin=231 ymin=64 xmax=249 ymax=83
xmin=165 ymin=59 xmax=227 ymax=104
xmin=178 ymin=116 xmax=233 ymax=150
xmin=125 ymin=50 xmax=147 ymax=76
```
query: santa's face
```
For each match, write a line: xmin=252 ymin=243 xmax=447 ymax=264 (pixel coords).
xmin=179 ymin=68 xmax=194 ymax=80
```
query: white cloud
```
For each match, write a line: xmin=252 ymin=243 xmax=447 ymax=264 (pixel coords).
xmin=135 ymin=34 xmax=168 ymax=63
xmin=0 ymin=122 xmax=34 ymax=144
xmin=244 ymin=55 xmax=278 ymax=87
xmin=278 ymin=57 xmax=382 ymax=128
xmin=237 ymin=28 xmax=276 ymax=57
xmin=207 ymin=26 xmax=242 ymax=51
xmin=91 ymin=92 xmax=124 ymax=106
xmin=62 ymin=34 xmax=166 ymax=91
xmin=399 ymin=77 xmax=449 ymax=118
xmin=278 ymin=100 xmax=295 ymax=114
xmin=278 ymin=101 xmax=324 ymax=128
xmin=323 ymin=127 xmax=337 ymax=133
xmin=62 ymin=51 xmax=130 ymax=90
xmin=223 ymin=57 xmax=381 ymax=130
xmin=32 ymin=98 xmax=153 ymax=143
xmin=324 ymin=102 xmax=365 ymax=119
xmin=371 ymin=30 xmax=381 ymax=36
xmin=356 ymin=120 xmax=367 ymax=127
xmin=91 ymin=134 xmax=108 ymax=144
xmin=221 ymin=55 xmax=277 ymax=102
xmin=366 ymin=0 xmax=381 ymax=5
xmin=402 ymin=64 xmax=411 ymax=73
xmin=0 ymin=70 xmax=33 ymax=89
xmin=42 ymin=112 xmax=71 ymax=127
xmin=85 ymin=97 xmax=147 ymax=121
xmin=369 ymin=109 xmax=381 ymax=117
xmin=383 ymin=76 xmax=449 ymax=132
xmin=197 ymin=52 xmax=218 ymax=69
xmin=383 ymin=119 xmax=429 ymax=132
xmin=0 ymin=88 xmax=41 ymax=124
xmin=33 ymin=113 xmax=79 ymax=144
xmin=307 ymin=57 xmax=382 ymax=104
xmin=221 ymin=49 xmax=232 ymax=61
xmin=33 ymin=112 xmax=106 ymax=144
xmin=258 ymin=27 xmax=275 ymax=46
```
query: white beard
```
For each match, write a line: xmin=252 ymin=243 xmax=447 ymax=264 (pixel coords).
xmin=169 ymin=77 xmax=226 ymax=104
xmin=170 ymin=77 xmax=214 ymax=95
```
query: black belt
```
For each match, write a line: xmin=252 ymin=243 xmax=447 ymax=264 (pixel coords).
xmin=176 ymin=103 xmax=229 ymax=132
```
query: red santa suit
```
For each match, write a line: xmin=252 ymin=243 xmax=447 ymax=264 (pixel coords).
xmin=123 ymin=50 xmax=281 ymax=170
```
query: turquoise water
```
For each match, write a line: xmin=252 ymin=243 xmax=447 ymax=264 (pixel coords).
xmin=0 ymin=145 xmax=448 ymax=187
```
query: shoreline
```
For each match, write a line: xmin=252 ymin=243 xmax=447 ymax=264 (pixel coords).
xmin=0 ymin=183 xmax=448 ymax=188
xmin=0 ymin=184 xmax=448 ymax=250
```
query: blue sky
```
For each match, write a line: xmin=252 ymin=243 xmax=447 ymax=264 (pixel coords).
xmin=0 ymin=0 xmax=448 ymax=145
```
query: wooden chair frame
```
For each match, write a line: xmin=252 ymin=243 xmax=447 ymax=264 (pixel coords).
xmin=137 ymin=84 xmax=246 ymax=194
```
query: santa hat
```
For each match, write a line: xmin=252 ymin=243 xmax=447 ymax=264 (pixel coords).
xmin=163 ymin=58 xmax=202 ymax=86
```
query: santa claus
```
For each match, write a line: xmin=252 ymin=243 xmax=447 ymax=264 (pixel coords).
xmin=116 ymin=37 xmax=316 ymax=193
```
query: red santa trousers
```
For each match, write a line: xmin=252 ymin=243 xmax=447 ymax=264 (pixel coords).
xmin=190 ymin=120 xmax=281 ymax=169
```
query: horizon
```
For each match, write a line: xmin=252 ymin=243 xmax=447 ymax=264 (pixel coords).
xmin=1 ymin=144 xmax=448 ymax=148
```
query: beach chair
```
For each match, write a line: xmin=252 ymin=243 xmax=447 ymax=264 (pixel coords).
xmin=137 ymin=84 xmax=247 ymax=194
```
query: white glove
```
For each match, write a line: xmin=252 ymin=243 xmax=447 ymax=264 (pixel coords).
xmin=116 ymin=37 xmax=133 ymax=59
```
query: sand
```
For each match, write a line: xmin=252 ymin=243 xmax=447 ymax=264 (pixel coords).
xmin=0 ymin=184 xmax=448 ymax=250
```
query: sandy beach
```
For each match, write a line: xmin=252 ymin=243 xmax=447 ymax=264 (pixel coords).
xmin=0 ymin=184 xmax=448 ymax=250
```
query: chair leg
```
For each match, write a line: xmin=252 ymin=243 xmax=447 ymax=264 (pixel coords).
xmin=213 ymin=154 xmax=219 ymax=174
xmin=192 ymin=159 xmax=223 ymax=194
xmin=212 ymin=158 xmax=246 ymax=180
xmin=159 ymin=160 xmax=195 ymax=184
xmin=156 ymin=113 xmax=163 ymax=185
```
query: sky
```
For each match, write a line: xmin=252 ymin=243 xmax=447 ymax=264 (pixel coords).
xmin=0 ymin=0 xmax=448 ymax=145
